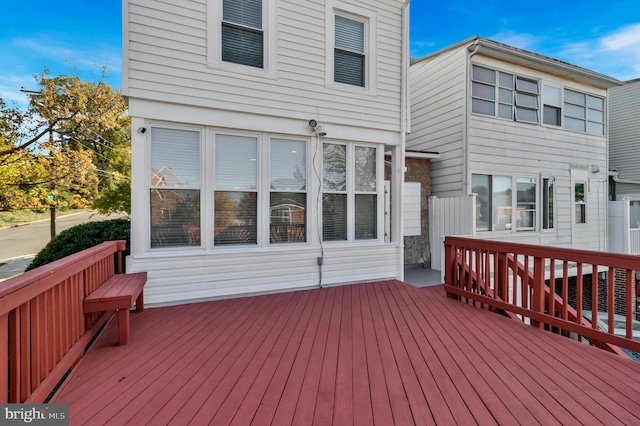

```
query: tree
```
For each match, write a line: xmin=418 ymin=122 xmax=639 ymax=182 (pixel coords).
xmin=0 ymin=68 xmax=129 ymax=235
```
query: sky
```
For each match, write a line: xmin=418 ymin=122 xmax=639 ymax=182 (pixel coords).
xmin=1 ymin=1 xmax=639 ymax=108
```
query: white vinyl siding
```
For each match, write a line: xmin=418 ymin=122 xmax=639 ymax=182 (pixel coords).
xmin=403 ymin=182 xmax=421 ymax=236
xmin=609 ymin=79 xmax=640 ymax=185
xmin=126 ymin=0 xmax=399 ymax=133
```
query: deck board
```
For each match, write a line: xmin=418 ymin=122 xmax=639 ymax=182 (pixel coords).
xmin=52 ymin=281 xmax=640 ymax=425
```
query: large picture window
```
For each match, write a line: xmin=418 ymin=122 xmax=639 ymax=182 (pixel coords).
xmin=270 ymin=139 xmax=306 ymax=243
xmin=222 ymin=0 xmax=263 ymax=68
xmin=150 ymin=128 xmax=201 ymax=248
xmin=214 ymin=135 xmax=258 ymax=245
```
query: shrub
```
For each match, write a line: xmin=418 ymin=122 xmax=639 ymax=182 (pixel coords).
xmin=27 ymin=218 xmax=131 ymax=271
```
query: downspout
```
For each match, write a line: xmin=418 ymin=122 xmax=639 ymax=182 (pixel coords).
xmin=464 ymin=40 xmax=481 ymax=195
xmin=398 ymin=0 xmax=410 ymax=281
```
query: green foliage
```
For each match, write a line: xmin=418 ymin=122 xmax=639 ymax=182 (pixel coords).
xmin=0 ymin=68 xmax=129 ymax=212
xmin=26 ymin=218 xmax=130 ymax=271
xmin=92 ymin=180 xmax=131 ymax=216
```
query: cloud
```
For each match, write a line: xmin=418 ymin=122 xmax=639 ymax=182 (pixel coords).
xmin=558 ymin=24 xmax=640 ymax=81
xmin=489 ymin=31 xmax=544 ymax=52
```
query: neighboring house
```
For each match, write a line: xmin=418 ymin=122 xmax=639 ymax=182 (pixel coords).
xmin=407 ymin=37 xmax=622 ymax=268
xmin=124 ymin=0 xmax=411 ymax=305
xmin=608 ymin=78 xmax=640 ymax=255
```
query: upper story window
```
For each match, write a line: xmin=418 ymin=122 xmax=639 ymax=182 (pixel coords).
xmin=471 ymin=65 xmax=539 ymax=123
xmin=564 ymin=89 xmax=605 ymax=135
xmin=222 ymin=0 xmax=263 ymax=68
xmin=325 ymin=2 xmax=377 ymax=93
xmin=334 ymin=15 xmax=365 ymax=87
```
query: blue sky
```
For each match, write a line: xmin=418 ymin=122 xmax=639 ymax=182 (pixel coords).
xmin=1 ymin=1 xmax=639 ymax=107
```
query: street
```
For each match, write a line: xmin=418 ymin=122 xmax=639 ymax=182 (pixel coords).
xmin=0 ymin=210 xmax=125 ymax=260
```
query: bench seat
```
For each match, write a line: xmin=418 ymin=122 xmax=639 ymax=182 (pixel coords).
xmin=84 ymin=272 xmax=147 ymax=345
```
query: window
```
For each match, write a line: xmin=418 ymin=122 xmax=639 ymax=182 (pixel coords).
xmin=471 ymin=65 xmax=539 ymax=123
xmin=221 ymin=0 xmax=263 ymax=68
xmin=575 ymin=182 xmax=586 ymax=224
xmin=473 ymin=174 xmax=538 ymax=232
xmin=543 ymin=85 xmax=562 ymax=126
xmin=516 ymin=177 xmax=536 ymax=230
xmin=354 ymin=146 xmax=377 ymax=239
xmin=323 ymin=143 xmax=347 ymax=240
xmin=214 ymin=135 xmax=258 ymax=244
xmin=270 ymin=139 xmax=306 ymax=243
xmin=334 ymin=15 xmax=365 ymax=87
xmin=564 ymin=89 xmax=604 ymax=135
xmin=323 ymin=143 xmax=379 ymax=241
xmin=542 ymin=178 xmax=555 ymax=230
xmin=150 ymin=128 xmax=201 ymax=248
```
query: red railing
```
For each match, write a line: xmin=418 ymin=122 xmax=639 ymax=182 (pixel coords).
xmin=0 ymin=240 xmax=126 ymax=403
xmin=444 ymin=236 xmax=640 ymax=356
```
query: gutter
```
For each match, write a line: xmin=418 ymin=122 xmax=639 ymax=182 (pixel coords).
xmin=611 ymin=171 xmax=640 ymax=186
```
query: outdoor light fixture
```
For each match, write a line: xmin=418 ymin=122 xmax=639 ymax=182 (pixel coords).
xmin=308 ymin=119 xmax=327 ymax=136
xmin=137 ymin=127 xmax=147 ymax=134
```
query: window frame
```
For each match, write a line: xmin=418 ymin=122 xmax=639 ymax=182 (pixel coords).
xmin=322 ymin=142 xmax=383 ymax=242
xmin=472 ymin=173 xmax=540 ymax=233
xmin=148 ymin=125 xmax=204 ymax=250
xmin=207 ymin=0 xmax=277 ymax=76
xmin=542 ymin=177 xmax=556 ymax=230
xmin=325 ymin=1 xmax=377 ymax=94
xmin=471 ymin=65 xmax=540 ymax=124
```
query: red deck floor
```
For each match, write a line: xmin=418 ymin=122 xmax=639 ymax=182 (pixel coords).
xmin=52 ymin=280 xmax=640 ymax=425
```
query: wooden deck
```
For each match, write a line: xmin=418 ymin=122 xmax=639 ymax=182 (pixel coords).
xmin=52 ymin=280 xmax=640 ymax=425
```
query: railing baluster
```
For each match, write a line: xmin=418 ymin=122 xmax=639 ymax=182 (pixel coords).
xmin=9 ymin=307 xmax=20 ymax=402
xmin=549 ymin=259 xmax=556 ymax=320
xmin=627 ymin=269 xmax=634 ymax=339
xmin=20 ymin=302 xmax=31 ymax=401
xmin=0 ymin=313 xmax=8 ymax=403
xmin=592 ymin=265 xmax=599 ymax=331
xmin=608 ymin=268 xmax=615 ymax=334
xmin=576 ymin=263 xmax=583 ymax=342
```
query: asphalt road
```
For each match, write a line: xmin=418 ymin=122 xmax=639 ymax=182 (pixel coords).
xmin=0 ymin=211 xmax=125 ymax=261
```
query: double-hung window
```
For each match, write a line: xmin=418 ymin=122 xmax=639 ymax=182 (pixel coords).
xmin=221 ymin=0 xmax=263 ymax=68
xmin=323 ymin=143 xmax=378 ymax=241
xmin=334 ymin=15 xmax=365 ymax=87
xmin=270 ymin=139 xmax=307 ymax=243
xmin=471 ymin=65 xmax=539 ymax=123
xmin=214 ymin=135 xmax=258 ymax=244
xmin=150 ymin=128 xmax=201 ymax=248
xmin=543 ymin=85 xmax=562 ymax=126
xmin=472 ymin=174 xmax=538 ymax=232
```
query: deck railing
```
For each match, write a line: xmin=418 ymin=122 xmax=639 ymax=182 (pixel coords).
xmin=0 ymin=240 xmax=126 ymax=403
xmin=631 ymin=228 xmax=640 ymax=255
xmin=444 ymin=236 xmax=640 ymax=356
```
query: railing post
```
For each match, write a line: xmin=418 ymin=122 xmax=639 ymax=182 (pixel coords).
xmin=531 ymin=256 xmax=545 ymax=329
xmin=444 ymin=239 xmax=457 ymax=298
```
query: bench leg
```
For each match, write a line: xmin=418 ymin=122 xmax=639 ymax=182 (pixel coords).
xmin=135 ymin=289 xmax=144 ymax=313
xmin=118 ymin=309 xmax=130 ymax=345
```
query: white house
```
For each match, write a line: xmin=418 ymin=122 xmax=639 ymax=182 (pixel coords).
xmin=123 ymin=0 xmax=411 ymax=305
xmin=608 ymin=78 xmax=640 ymax=255
xmin=407 ymin=37 xmax=622 ymax=268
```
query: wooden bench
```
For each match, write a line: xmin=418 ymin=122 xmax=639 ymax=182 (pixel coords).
xmin=83 ymin=272 xmax=147 ymax=345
